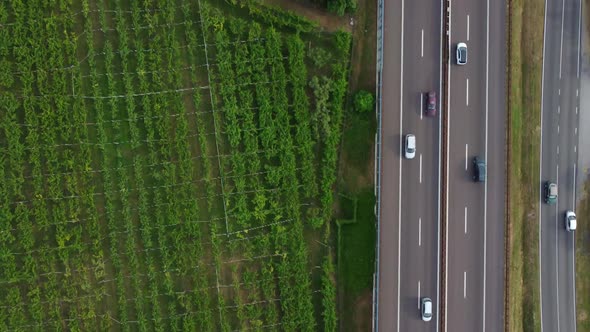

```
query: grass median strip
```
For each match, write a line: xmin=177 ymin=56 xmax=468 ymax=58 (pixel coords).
xmin=507 ymin=0 xmax=544 ymax=329
xmin=576 ymin=181 xmax=590 ymax=329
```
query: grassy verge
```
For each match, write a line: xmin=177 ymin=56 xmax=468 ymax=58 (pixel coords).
xmin=337 ymin=190 xmax=376 ymax=332
xmin=578 ymin=0 xmax=590 ymax=327
xmin=576 ymin=181 xmax=590 ymax=329
xmin=507 ymin=0 xmax=544 ymax=329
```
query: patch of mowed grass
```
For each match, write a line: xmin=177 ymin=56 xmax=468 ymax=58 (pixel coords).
xmin=507 ymin=0 xmax=544 ymax=329
xmin=349 ymin=0 xmax=376 ymax=93
xmin=338 ymin=190 xmax=376 ymax=294
xmin=336 ymin=190 xmax=376 ymax=331
xmin=576 ymin=180 xmax=590 ymax=329
xmin=342 ymin=108 xmax=376 ymax=173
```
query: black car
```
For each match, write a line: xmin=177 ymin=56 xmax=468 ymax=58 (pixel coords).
xmin=473 ymin=157 xmax=485 ymax=182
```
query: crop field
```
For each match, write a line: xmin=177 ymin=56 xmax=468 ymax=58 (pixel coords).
xmin=0 ymin=0 xmax=350 ymax=330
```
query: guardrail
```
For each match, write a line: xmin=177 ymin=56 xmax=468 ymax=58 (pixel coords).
xmin=372 ymin=0 xmax=384 ymax=330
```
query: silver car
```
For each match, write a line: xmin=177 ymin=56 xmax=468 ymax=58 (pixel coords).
xmin=404 ymin=134 xmax=416 ymax=159
xmin=456 ymin=42 xmax=467 ymax=65
xmin=421 ymin=297 xmax=433 ymax=322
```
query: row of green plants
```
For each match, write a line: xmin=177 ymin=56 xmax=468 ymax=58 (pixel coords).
xmin=84 ymin=0 xmax=132 ymax=328
xmin=227 ymin=0 xmax=318 ymax=33
xmin=0 ymin=0 xmax=350 ymax=329
xmin=201 ymin=5 xmax=353 ymax=329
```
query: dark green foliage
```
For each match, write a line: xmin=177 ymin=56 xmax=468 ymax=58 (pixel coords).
xmin=230 ymin=0 xmax=319 ymax=32
xmin=328 ymin=0 xmax=357 ymax=16
xmin=335 ymin=30 xmax=353 ymax=54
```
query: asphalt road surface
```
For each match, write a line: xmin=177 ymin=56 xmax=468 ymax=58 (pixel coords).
xmin=539 ymin=0 xmax=581 ymax=329
xmin=377 ymin=0 xmax=441 ymax=329
xmin=445 ymin=0 xmax=506 ymax=330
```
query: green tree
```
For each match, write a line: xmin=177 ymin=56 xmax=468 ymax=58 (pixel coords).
xmin=354 ymin=90 xmax=374 ymax=113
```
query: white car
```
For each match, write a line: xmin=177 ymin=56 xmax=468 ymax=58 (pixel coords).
xmin=565 ymin=211 xmax=577 ymax=231
xmin=421 ymin=297 xmax=433 ymax=322
xmin=456 ymin=42 xmax=467 ymax=65
xmin=404 ymin=134 xmax=416 ymax=159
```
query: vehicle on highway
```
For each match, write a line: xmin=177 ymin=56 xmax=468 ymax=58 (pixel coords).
xmin=425 ymin=91 xmax=437 ymax=116
xmin=404 ymin=134 xmax=416 ymax=159
xmin=544 ymin=181 xmax=557 ymax=204
xmin=421 ymin=297 xmax=433 ymax=321
xmin=472 ymin=157 xmax=486 ymax=182
xmin=565 ymin=211 xmax=577 ymax=231
xmin=456 ymin=42 xmax=468 ymax=65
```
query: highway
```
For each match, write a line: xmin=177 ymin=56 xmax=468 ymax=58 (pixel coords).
xmin=376 ymin=0 xmax=441 ymax=330
xmin=539 ymin=0 xmax=581 ymax=329
xmin=445 ymin=0 xmax=506 ymax=331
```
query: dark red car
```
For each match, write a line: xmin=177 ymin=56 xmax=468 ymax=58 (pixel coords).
xmin=425 ymin=91 xmax=437 ymax=117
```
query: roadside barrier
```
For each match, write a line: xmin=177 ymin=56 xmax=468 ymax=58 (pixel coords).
xmin=372 ymin=0 xmax=384 ymax=330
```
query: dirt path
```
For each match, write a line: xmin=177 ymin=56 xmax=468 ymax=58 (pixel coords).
xmin=260 ymin=0 xmax=352 ymax=32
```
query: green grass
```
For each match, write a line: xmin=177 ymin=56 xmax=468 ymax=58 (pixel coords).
xmin=507 ymin=0 xmax=544 ymax=329
xmin=576 ymin=180 xmax=590 ymax=329
xmin=335 ymin=78 xmax=377 ymax=332
xmin=338 ymin=190 xmax=376 ymax=295
xmin=342 ymin=110 xmax=376 ymax=169
xmin=337 ymin=189 xmax=376 ymax=332
xmin=333 ymin=0 xmax=378 ymax=328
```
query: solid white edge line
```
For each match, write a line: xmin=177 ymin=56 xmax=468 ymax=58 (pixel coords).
xmin=572 ymin=234 xmax=577 ymax=332
xmin=464 ymin=206 xmax=468 ymax=234
xmin=556 ymin=165 xmax=560 ymax=332
xmin=466 ymin=78 xmax=469 ymax=106
xmin=437 ymin=0 xmax=443 ymax=330
xmin=483 ymin=0 xmax=489 ymax=329
xmin=573 ymin=161 xmax=577 ymax=332
xmin=559 ymin=0 xmax=565 ymax=79
xmin=539 ymin=0 xmax=549 ymax=325
xmin=420 ymin=154 xmax=423 ymax=183
xmin=572 ymin=163 xmax=576 ymax=211
xmin=444 ymin=0 xmax=452 ymax=330
xmin=577 ymin=0 xmax=582 ymax=78
xmin=397 ymin=0 xmax=404 ymax=329
xmin=419 ymin=217 xmax=422 ymax=247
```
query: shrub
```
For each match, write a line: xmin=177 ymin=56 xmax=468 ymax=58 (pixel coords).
xmin=353 ymin=90 xmax=374 ymax=113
